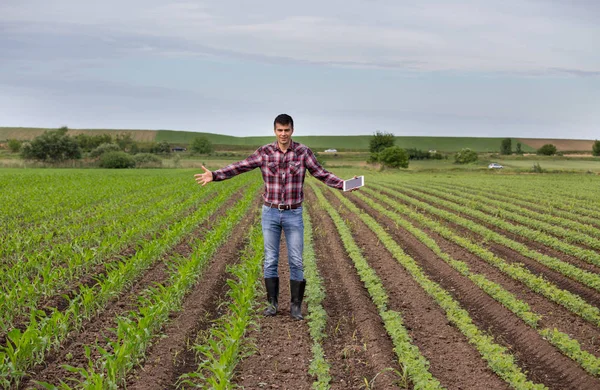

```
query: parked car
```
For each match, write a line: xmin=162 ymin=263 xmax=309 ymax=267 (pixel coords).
xmin=324 ymin=149 xmax=337 ymax=153
xmin=488 ymin=163 xmax=504 ymax=169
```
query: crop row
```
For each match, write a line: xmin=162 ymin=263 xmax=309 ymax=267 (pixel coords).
xmin=422 ymin=182 xmax=600 ymax=240
xmin=310 ymin=181 xmax=446 ymax=390
xmin=302 ymin=209 xmax=332 ymax=389
xmin=430 ymin=181 xmax=600 ymax=231
xmin=179 ymin=221 xmax=263 ymax=389
xmin=46 ymin=181 xmax=260 ymax=389
xmin=355 ymin=188 xmax=600 ymax=377
xmin=382 ymin=183 xmax=600 ymax=294
xmin=0 ymin=178 xmax=259 ymax=388
xmin=321 ymin=185 xmax=545 ymax=389
xmin=365 ymin=185 xmax=600 ymax=329
xmin=0 ymin=181 xmax=231 ymax=334
xmin=401 ymin=184 xmax=600 ymax=257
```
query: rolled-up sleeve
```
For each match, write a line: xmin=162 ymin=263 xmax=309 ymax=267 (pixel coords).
xmin=305 ymin=148 xmax=343 ymax=189
xmin=212 ymin=148 xmax=263 ymax=181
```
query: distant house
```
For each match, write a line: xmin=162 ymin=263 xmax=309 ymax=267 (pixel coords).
xmin=324 ymin=149 xmax=337 ymax=153
xmin=171 ymin=147 xmax=187 ymax=152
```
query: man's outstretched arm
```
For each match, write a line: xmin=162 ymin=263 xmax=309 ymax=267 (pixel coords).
xmin=304 ymin=148 xmax=344 ymax=189
xmin=194 ymin=148 xmax=262 ymax=186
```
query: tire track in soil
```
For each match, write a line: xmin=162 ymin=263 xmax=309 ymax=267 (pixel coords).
xmin=355 ymin=192 xmax=600 ymax=358
xmin=348 ymin=191 xmax=600 ymax=389
xmin=386 ymin=187 xmax=600 ymax=309
xmin=232 ymin=230 xmax=314 ymax=389
xmin=306 ymin=189 xmax=403 ymax=390
xmin=126 ymin=203 xmax=260 ymax=389
xmin=322 ymin=190 xmax=509 ymax=390
xmin=20 ymin=190 xmax=248 ymax=389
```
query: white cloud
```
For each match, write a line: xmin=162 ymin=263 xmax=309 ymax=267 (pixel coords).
xmin=1 ymin=0 xmax=598 ymax=73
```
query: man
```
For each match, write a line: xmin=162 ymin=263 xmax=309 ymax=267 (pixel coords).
xmin=194 ymin=114 xmax=348 ymax=320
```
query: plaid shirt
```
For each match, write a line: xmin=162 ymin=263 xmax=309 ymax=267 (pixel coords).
xmin=212 ymin=141 xmax=343 ymax=205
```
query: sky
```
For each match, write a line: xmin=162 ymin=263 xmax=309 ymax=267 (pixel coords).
xmin=1 ymin=0 xmax=599 ymax=138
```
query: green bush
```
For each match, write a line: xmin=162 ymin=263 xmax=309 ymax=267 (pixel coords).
xmin=191 ymin=136 xmax=214 ymax=154
xmin=532 ymin=163 xmax=544 ymax=173
xmin=100 ymin=151 xmax=135 ymax=168
xmin=7 ymin=139 xmax=21 ymax=153
xmin=500 ymin=138 xmax=512 ymax=155
xmin=379 ymin=146 xmax=409 ymax=168
xmin=369 ymin=131 xmax=395 ymax=154
xmin=593 ymin=140 xmax=600 ymax=157
xmin=90 ymin=143 xmax=121 ymax=158
xmin=133 ymin=153 xmax=163 ymax=168
xmin=20 ymin=127 xmax=81 ymax=162
xmin=537 ymin=144 xmax=557 ymax=156
xmin=454 ymin=148 xmax=478 ymax=164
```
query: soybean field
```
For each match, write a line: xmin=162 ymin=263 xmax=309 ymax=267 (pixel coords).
xmin=2 ymin=168 xmax=600 ymax=389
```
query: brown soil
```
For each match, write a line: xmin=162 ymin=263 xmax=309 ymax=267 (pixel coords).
xmin=305 ymin=189 xmax=404 ymax=389
xmin=347 ymin=190 xmax=600 ymax=389
xmin=126 ymin=205 xmax=260 ymax=389
xmin=361 ymin=191 xmax=600 ymax=358
xmin=20 ymin=190 xmax=246 ymax=389
xmin=232 ymin=239 xmax=314 ymax=389
xmin=322 ymin=189 xmax=510 ymax=389
xmin=387 ymin=186 xmax=600 ymax=308
xmin=518 ymin=138 xmax=595 ymax=152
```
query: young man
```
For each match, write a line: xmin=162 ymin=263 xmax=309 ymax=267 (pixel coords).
xmin=194 ymin=114 xmax=347 ymax=320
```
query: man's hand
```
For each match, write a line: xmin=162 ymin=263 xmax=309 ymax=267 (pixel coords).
xmin=350 ymin=175 xmax=360 ymax=192
xmin=194 ymin=166 xmax=213 ymax=186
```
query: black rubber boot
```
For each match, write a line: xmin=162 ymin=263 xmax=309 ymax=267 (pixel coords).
xmin=264 ymin=277 xmax=279 ymax=316
xmin=290 ymin=279 xmax=306 ymax=320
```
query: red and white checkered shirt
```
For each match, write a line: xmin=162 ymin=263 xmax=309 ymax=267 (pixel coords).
xmin=212 ymin=140 xmax=343 ymax=205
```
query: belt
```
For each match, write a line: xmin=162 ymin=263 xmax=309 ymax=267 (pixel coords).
xmin=264 ymin=201 xmax=302 ymax=210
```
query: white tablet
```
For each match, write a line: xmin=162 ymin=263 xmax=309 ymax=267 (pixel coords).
xmin=343 ymin=176 xmax=364 ymax=191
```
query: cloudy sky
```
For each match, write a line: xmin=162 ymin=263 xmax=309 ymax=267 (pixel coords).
xmin=1 ymin=0 xmax=598 ymax=138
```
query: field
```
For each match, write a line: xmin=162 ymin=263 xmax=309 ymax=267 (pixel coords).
xmin=2 ymin=168 xmax=600 ymax=389
xmin=17 ymin=127 xmax=600 ymax=152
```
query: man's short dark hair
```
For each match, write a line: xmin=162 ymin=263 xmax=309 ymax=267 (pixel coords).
xmin=274 ymin=113 xmax=294 ymax=129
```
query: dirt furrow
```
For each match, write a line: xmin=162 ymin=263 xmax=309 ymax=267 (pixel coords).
xmin=354 ymin=192 xmax=600 ymax=358
xmin=127 ymin=205 xmax=259 ymax=389
xmin=233 ymin=238 xmax=313 ymax=389
xmin=321 ymin=190 xmax=510 ymax=390
xmin=306 ymin=189 xmax=404 ymax=389
xmin=386 ymin=187 xmax=600 ymax=308
xmin=348 ymin=191 xmax=600 ymax=389
xmin=21 ymin=191 xmax=246 ymax=389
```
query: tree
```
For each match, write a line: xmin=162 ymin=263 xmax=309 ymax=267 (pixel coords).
xmin=454 ymin=148 xmax=478 ymax=164
xmin=100 ymin=151 xmax=136 ymax=168
xmin=191 ymin=137 xmax=214 ymax=154
xmin=593 ymin=140 xmax=600 ymax=157
xmin=7 ymin=139 xmax=21 ymax=153
xmin=115 ymin=133 xmax=135 ymax=151
xmin=537 ymin=144 xmax=557 ymax=156
xmin=75 ymin=133 xmax=113 ymax=151
xmin=153 ymin=140 xmax=171 ymax=155
xmin=516 ymin=142 xmax=523 ymax=155
xmin=90 ymin=143 xmax=121 ymax=158
xmin=369 ymin=131 xmax=395 ymax=154
xmin=379 ymin=146 xmax=409 ymax=168
xmin=368 ymin=131 xmax=394 ymax=164
xmin=20 ymin=127 xmax=81 ymax=162
xmin=500 ymin=138 xmax=512 ymax=155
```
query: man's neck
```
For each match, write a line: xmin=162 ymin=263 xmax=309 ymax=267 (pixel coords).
xmin=277 ymin=140 xmax=292 ymax=153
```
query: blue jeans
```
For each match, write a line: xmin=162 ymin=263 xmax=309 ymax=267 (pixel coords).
xmin=262 ymin=205 xmax=304 ymax=281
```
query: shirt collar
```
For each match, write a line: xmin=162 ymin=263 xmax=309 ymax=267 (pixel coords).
xmin=272 ymin=140 xmax=297 ymax=153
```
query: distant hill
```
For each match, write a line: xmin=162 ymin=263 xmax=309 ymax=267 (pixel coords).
xmin=2 ymin=127 xmax=595 ymax=153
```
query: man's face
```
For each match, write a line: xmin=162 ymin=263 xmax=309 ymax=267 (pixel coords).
xmin=274 ymin=123 xmax=293 ymax=146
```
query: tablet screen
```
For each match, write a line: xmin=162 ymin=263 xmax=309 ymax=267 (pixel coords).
xmin=343 ymin=176 xmax=364 ymax=191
